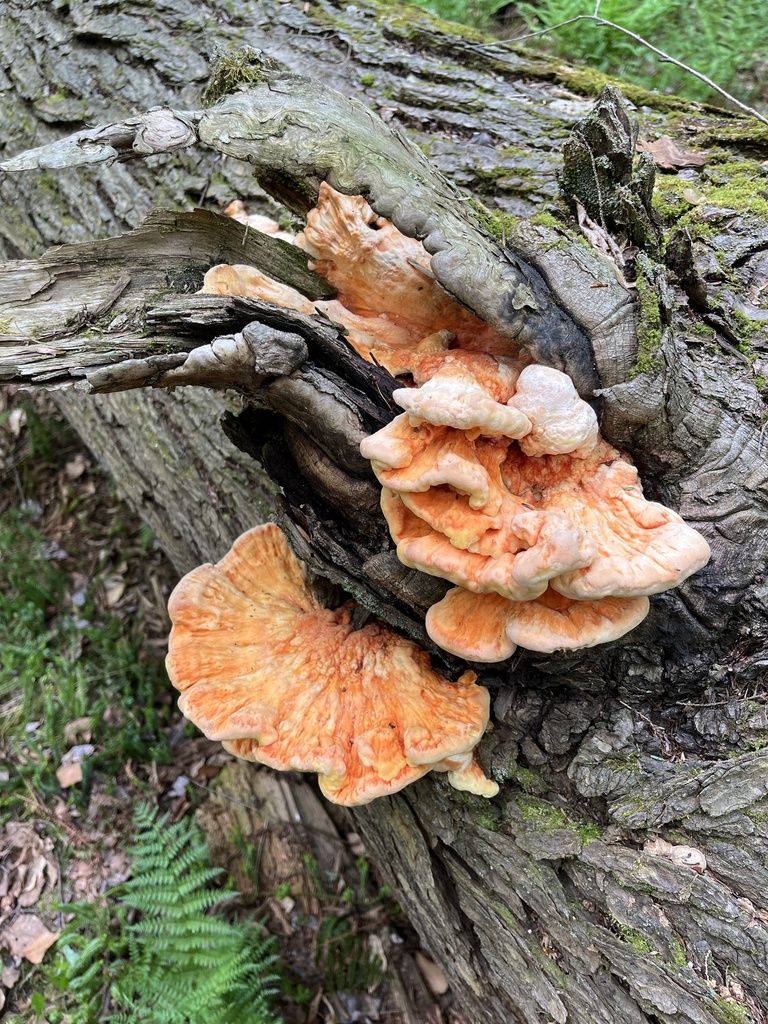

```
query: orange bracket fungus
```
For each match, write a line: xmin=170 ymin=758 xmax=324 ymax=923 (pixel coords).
xmin=198 ymin=187 xmax=711 ymax=664
xmin=166 ymin=524 xmax=498 ymax=806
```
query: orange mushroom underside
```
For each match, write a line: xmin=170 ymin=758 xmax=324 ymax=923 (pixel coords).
xmin=198 ymin=187 xmax=710 ymax=664
xmin=166 ymin=524 xmax=497 ymax=805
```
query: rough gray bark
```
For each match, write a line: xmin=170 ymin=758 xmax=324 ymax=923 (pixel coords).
xmin=2 ymin=3 xmax=768 ymax=1023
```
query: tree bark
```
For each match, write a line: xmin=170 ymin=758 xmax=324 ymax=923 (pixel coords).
xmin=2 ymin=3 xmax=768 ymax=1023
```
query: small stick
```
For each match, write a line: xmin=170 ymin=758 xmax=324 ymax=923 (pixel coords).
xmin=506 ymin=1 xmax=768 ymax=128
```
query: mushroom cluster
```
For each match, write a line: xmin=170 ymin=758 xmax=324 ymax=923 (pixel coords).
xmin=200 ymin=186 xmax=711 ymax=662
xmin=362 ymin=363 xmax=710 ymax=660
xmin=166 ymin=184 xmax=712 ymax=803
xmin=166 ymin=524 xmax=497 ymax=804
xmin=202 ymin=183 xmax=519 ymax=377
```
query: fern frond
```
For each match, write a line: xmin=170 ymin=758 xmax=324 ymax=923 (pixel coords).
xmin=105 ymin=802 xmax=282 ymax=1024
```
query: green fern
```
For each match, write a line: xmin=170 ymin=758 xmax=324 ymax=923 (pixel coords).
xmin=51 ymin=804 xmax=282 ymax=1024
xmin=315 ymin=916 xmax=384 ymax=994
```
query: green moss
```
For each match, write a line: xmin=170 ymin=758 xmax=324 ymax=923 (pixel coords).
xmin=732 ymin=309 xmax=764 ymax=365
xmin=652 ymin=176 xmax=693 ymax=224
xmin=514 ymin=795 xmax=603 ymax=843
xmin=670 ymin=939 xmax=688 ymax=967
xmin=690 ymin=322 xmax=716 ymax=339
xmin=380 ymin=2 xmax=491 ymax=44
xmin=359 ymin=73 xmax=376 ymax=86
xmin=704 ymin=162 xmax=768 ymax=218
xmin=474 ymin=811 xmax=501 ymax=832
xmin=746 ymin=808 xmax=768 ymax=830
xmin=711 ymin=997 xmax=754 ymax=1024
xmin=508 ymin=764 xmax=547 ymax=795
xmin=533 ymin=58 xmax=691 ymax=113
xmin=697 ymin=120 xmax=768 ymax=148
xmin=203 ymin=47 xmax=283 ymax=106
xmin=630 ymin=256 xmax=663 ymax=378
xmin=618 ymin=925 xmax=654 ymax=954
xmin=574 ymin=822 xmax=603 ymax=843
xmin=469 ymin=199 xmax=519 ymax=245
xmin=529 ymin=211 xmax=562 ymax=231
xmin=517 ymin=795 xmax=569 ymax=830
xmin=653 ymin=160 xmax=768 ymax=233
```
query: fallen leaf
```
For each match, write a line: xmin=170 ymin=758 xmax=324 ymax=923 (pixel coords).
xmin=415 ymin=951 xmax=449 ymax=996
xmin=103 ymin=850 xmax=131 ymax=888
xmin=7 ymin=408 xmax=25 ymax=437
xmin=683 ymin=188 xmax=706 ymax=205
xmin=61 ymin=743 xmax=95 ymax=766
xmin=64 ymin=453 xmax=88 ymax=480
xmin=64 ymin=717 xmax=93 ymax=745
xmin=56 ymin=763 xmax=83 ymax=788
xmin=1 ymin=962 xmax=20 ymax=988
xmin=0 ymin=915 xmax=59 ymax=963
xmin=0 ymin=823 xmax=58 ymax=914
xmin=167 ymin=775 xmax=190 ymax=799
xmin=103 ymin=575 xmax=126 ymax=607
xmin=637 ymin=135 xmax=707 ymax=171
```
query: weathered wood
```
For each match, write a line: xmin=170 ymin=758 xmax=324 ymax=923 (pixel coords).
xmin=1 ymin=74 xmax=600 ymax=393
xmin=2 ymin=3 xmax=768 ymax=1022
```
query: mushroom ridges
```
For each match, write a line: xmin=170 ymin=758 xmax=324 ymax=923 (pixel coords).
xmin=166 ymin=524 xmax=498 ymax=805
xmin=199 ymin=189 xmax=711 ymax=661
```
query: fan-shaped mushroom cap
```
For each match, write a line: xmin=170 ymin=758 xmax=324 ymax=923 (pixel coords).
xmin=380 ymin=487 xmax=596 ymax=602
xmin=506 ymin=364 xmax=599 ymax=457
xmin=504 ymin=449 xmax=713 ymax=600
xmin=392 ymin=354 xmax=532 ymax=438
xmin=297 ymin=183 xmax=517 ymax=356
xmin=368 ymin=407 xmax=710 ymax=612
xmin=425 ymin=586 xmax=650 ymax=661
xmin=201 ymin=187 xmax=527 ymax=377
xmin=200 ymin=264 xmax=316 ymax=312
xmin=166 ymin=524 xmax=497 ymax=805
xmin=548 ymin=456 xmax=716 ymax=598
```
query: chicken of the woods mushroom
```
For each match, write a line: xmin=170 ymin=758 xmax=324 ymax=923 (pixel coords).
xmin=166 ymin=524 xmax=497 ymax=805
xmin=200 ymin=186 xmax=710 ymax=662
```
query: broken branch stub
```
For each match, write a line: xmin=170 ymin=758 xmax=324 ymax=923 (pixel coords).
xmin=1 ymin=72 xmax=598 ymax=395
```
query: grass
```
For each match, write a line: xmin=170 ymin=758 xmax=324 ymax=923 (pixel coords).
xmin=410 ymin=0 xmax=768 ymax=111
xmin=0 ymin=506 xmax=171 ymax=818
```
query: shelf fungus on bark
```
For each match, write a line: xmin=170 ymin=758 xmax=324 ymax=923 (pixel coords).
xmin=198 ymin=185 xmax=521 ymax=376
xmin=196 ymin=187 xmax=710 ymax=661
xmin=363 ymin=367 xmax=710 ymax=660
xmin=166 ymin=524 xmax=498 ymax=805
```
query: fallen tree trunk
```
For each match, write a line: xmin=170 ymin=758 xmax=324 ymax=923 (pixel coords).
xmin=1 ymin=3 xmax=768 ymax=1023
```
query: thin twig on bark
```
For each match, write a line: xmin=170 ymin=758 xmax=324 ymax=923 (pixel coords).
xmin=507 ymin=0 xmax=768 ymax=127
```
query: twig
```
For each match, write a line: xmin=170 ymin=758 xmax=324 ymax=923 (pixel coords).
xmin=507 ymin=3 xmax=768 ymax=128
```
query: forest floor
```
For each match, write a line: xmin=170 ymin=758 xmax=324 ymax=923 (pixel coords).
xmin=0 ymin=387 xmax=466 ymax=1024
